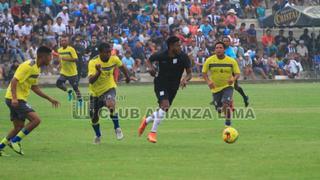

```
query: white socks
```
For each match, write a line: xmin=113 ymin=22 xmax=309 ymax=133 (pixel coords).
xmin=151 ymin=108 xmax=166 ymax=132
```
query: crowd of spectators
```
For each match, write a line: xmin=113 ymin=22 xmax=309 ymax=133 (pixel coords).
xmin=1 ymin=0 xmax=320 ymax=86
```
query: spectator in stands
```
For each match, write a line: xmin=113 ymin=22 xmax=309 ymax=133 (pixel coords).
xmin=194 ymin=49 xmax=206 ymax=77
xmin=56 ymin=6 xmax=69 ymax=25
xmin=243 ymin=0 xmax=256 ymax=18
xmin=137 ymin=9 xmax=151 ymax=29
xmin=253 ymin=54 xmax=268 ymax=79
xmin=300 ymin=28 xmax=311 ymax=51
xmin=247 ymin=23 xmax=257 ymax=48
xmin=200 ymin=19 xmax=214 ymax=38
xmin=296 ymin=40 xmax=310 ymax=69
xmin=225 ymin=9 xmax=238 ymax=29
xmin=14 ymin=19 xmax=24 ymax=37
xmin=272 ymin=0 xmax=284 ymax=14
xmin=268 ymin=52 xmax=283 ymax=78
xmin=0 ymin=0 xmax=9 ymax=13
xmin=243 ymin=53 xmax=256 ymax=80
xmin=167 ymin=0 xmax=179 ymax=14
xmin=74 ymin=36 xmax=86 ymax=79
xmin=122 ymin=50 xmax=138 ymax=81
xmin=53 ymin=16 xmax=66 ymax=36
xmin=190 ymin=1 xmax=202 ymax=18
xmin=283 ymin=57 xmax=303 ymax=79
xmin=128 ymin=0 xmax=140 ymax=20
xmin=8 ymin=33 xmax=24 ymax=62
xmin=287 ymin=40 xmax=297 ymax=54
xmin=132 ymin=41 xmax=145 ymax=67
xmin=275 ymin=29 xmax=287 ymax=46
xmin=262 ymin=29 xmax=275 ymax=48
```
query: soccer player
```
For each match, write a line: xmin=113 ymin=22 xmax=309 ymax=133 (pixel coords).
xmin=138 ymin=36 xmax=192 ymax=143
xmin=88 ymin=43 xmax=130 ymax=144
xmin=56 ymin=35 xmax=82 ymax=103
xmin=202 ymin=41 xmax=240 ymax=127
xmin=223 ymin=36 xmax=249 ymax=107
xmin=0 ymin=46 xmax=60 ymax=156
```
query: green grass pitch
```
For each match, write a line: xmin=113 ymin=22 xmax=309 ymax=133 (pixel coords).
xmin=0 ymin=83 xmax=320 ymax=180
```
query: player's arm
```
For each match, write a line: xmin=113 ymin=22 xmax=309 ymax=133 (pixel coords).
xmin=10 ymin=78 xmax=19 ymax=107
xmin=31 ymin=85 xmax=60 ymax=108
xmin=60 ymin=48 xmax=78 ymax=62
xmin=146 ymin=53 xmax=158 ymax=77
xmin=119 ymin=65 xmax=130 ymax=83
xmin=88 ymin=64 xmax=101 ymax=84
xmin=202 ymin=60 xmax=215 ymax=90
xmin=180 ymin=67 xmax=192 ymax=89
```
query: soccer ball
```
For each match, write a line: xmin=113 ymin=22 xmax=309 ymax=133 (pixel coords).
xmin=222 ymin=127 xmax=239 ymax=144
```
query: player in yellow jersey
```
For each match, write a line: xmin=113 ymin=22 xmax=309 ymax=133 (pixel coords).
xmin=56 ymin=35 xmax=82 ymax=104
xmin=202 ymin=42 xmax=240 ymax=127
xmin=88 ymin=43 xmax=130 ymax=144
xmin=0 ymin=46 xmax=60 ymax=156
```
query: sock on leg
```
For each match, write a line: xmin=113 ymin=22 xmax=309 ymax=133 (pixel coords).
xmin=151 ymin=108 xmax=166 ymax=132
xmin=110 ymin=113 xmax=120 ymax=129
xmin=92 ymin=122 xmax=101 ymax=137
xmin=11 ymin=128 xmax=29 ymax=143
xmin=0 ymin=138 xmax=9 ymax=150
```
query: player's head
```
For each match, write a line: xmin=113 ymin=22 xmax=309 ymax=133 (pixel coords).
xmin=167 ymin=36 xmax=181 ymax=55
xmin=222 ymin=36 xmax=231 ymax=47
xmin=37 ymin=46 xmax=52 ymax=66
xmin=214 ymin=41 xmax=226 ymax=57
xmin=60 ymin=35 xmax=69 ymax=47
xmin=98 ymin=42 xmax=112 ymax=61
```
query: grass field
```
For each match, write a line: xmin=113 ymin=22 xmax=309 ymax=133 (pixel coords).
xmin=0 ymin=83 xmax=320 ymax=180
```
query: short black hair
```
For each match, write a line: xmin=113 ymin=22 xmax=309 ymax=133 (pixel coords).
xmin=166 ymin=36 xmax=180 ymax=49
xmin=98 ymin=43 xmax=111 ymax=52
xmin=215 ymin=41 xmax=226 ymax=49
xmin=37 ymin=46 xmax=52 ymax=55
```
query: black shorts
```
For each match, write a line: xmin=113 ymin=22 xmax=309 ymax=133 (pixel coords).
xmin=5 ymin=99 xmax=35 ymax=121
xmin=57 ymin=74 xmax=79 ymax=89
xmin=154 ymin=81 xmax=178 ymax=105
xmin=90 ymin=88 xmax=116 ymax=117
xmin=212 ymin=86 xmax=234 ymax=110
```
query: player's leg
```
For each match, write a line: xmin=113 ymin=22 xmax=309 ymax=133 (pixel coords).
xmin=90 ymin=96 xmax=102 ymax=144
xmin=221 ymin=87 xmax=234 ymax=127
xmin=105 ymin=89 xmax=123 ymax=140
xmin=234 ymin=79 xmax=249 ymax=107
xmin=56 ymin=75 xmax=73 ymax=100
xmin=69 ymin=75 xmax=82 ymax=103
xmin=0 ymin=119 xmax=24 ymax=156
xmin=10 ymin=111 xmax=40 ymax=155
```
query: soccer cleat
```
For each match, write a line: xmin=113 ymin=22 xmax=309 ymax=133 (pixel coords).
xmin=67 ymin=90 xmax=73 ymax=101
xmin=93 ymin=136 xmax=101 ymax=144
xmin=244 ymin=96 xmax=249 ymax=107
xmin=0 ymin=150 xmax=10 ymax=157
xmin=115 ymin=128 xmax=124 ymax=140
xmin=138 ymin=116 xmax=147 ymax=136
xmin=8 ymin=142 xmax=24 ymax=155
xmin=147 ymin=132 xmax=157 ymax=143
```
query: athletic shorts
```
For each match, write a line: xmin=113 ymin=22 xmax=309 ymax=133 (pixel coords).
xmin=90 ymin=88 xmax=116 ymax=117
xmin=154 ymin=81 xmax=178 ymax=105
xmin=5 ymin=99 xmax=35 ymax=121
xmin=212 ymin=86 xmax=234 ymax=110
xmin=57 ymin=74 xmax=79 ymax=89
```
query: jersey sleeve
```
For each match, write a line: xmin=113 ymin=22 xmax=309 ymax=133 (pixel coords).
xmin=70 ymin=47 xmax=78 ymax=59
xmin=202 ymin=58 xmax=210 ymax=73
xmin=14 ymin=63 xmax=31 ymax=83
xmin=114 ymin=56 xmax=123 ymax=67
xmin=88 ymin=60 xmax=96 ymax=76
xmin=232 ymin=59 xmax=241 ymax=74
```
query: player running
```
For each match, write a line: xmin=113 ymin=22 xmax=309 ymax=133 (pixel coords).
xmin=56 ymin=35 xmax=82 ymax=104
xmin=138 ymin=36 xmax=192 ymax=143
xmin=202 ymin=41 xmax=240 ymax=127
xmin=88 ymin=43 xmax=130 ymax=144
xmin=0 ymin=46 xmax=60 ymax=156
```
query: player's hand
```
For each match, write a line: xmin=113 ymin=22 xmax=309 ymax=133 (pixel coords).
xmin=11 ymin=99 xmax=19 ymax=108
xmin=180 ymin=79 xmax=187 ymax=89
xmin=50 ymin=99 xmax=60 ymax=108
xmin=125 ymin=76 xmax=130 ymax=84
xmin=148 ymin=68 xmax=156 ymax=77
xmin=95 ymin=64 xmax=102 ymax=73
xmin=208 ymin=81 xmax=215 ymax=90
xmin=228 ymin=76 xmax=235 ymax=85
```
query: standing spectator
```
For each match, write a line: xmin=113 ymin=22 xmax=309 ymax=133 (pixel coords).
xmin=246 ymin=23 xmax=257 ymax=48
xmin=56 ymin=6 xmax=70 ymax=25
xmin=195 ymin=49 xmax=206 ymax=77
xmin=287 ymin=30 xmax=297 ymax=45
xmin=299 ymin=29 xmax=311 ymax=51
xmin=195 ymin=29 xmax=205 ymax=48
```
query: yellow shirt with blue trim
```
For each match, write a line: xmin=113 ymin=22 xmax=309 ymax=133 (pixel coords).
xmin=58 ymin=45 xmax=78 ymax=76
xmin=88 ymin=55 xmax=123 ymax=97
xmin=5 ymin=60 xmax=40 ymax=101
xmin=202 ymin=55 xmax=240 ymax=93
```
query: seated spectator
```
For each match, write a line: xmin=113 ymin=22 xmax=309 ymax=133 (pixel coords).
xmin=253 ymin=54 xmax=268 ymax=79
xmin=194 ymin=49 xmax=206 ymax=77
xmin=268 ymin=53 xmax=283 ymax=78
xmin=284 ymin=58 xmax=303 ymax=79
xmin=296 ymin=40 xmax=310 ymax=69
xmin=122 ymin=51 xmax=139 ymax=81
xmin=8 ymin=33 xmax=24 ymax=62
xmin=243 ymin=53 xmax=256 ymax=80
xmin=225 ymin=9 xmax=238 ymax=30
